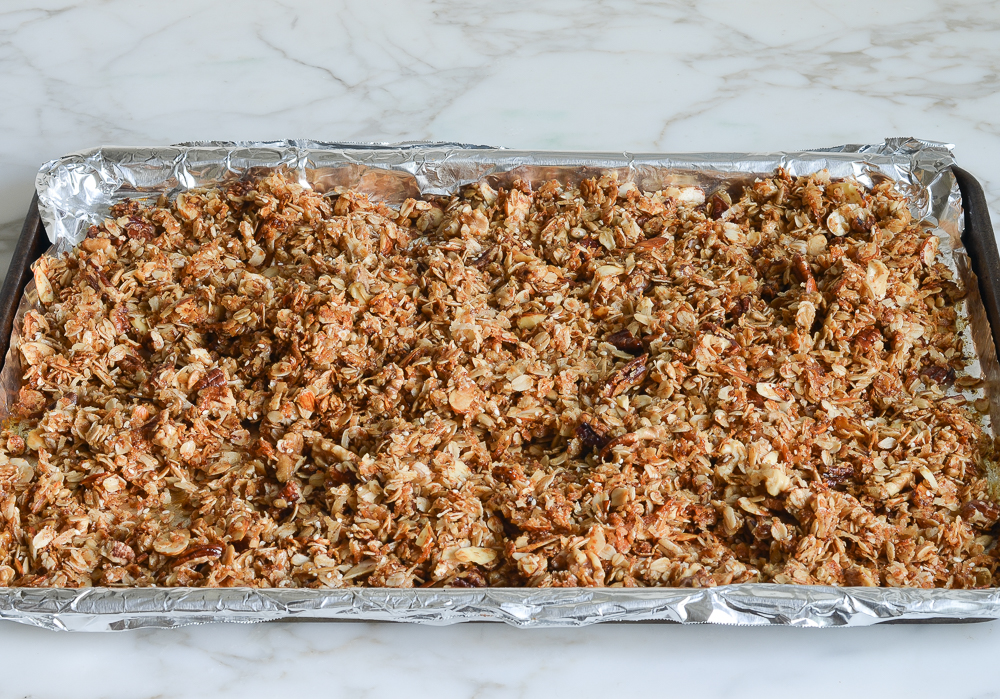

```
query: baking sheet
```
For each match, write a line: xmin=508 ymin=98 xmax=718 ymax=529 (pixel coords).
xmin=1 ymin=137 xmax=997 ymax=630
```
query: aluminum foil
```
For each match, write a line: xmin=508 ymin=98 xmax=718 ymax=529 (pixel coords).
xmin=3 ymin=137 xmax=998 ymax=631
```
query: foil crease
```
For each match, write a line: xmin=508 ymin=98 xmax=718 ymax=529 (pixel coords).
xmin=0 ymin=137 xmax=993 ymax=631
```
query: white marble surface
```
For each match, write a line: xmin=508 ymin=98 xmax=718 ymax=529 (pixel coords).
xmin=2 ymin=0 xmax=1000 ymax=696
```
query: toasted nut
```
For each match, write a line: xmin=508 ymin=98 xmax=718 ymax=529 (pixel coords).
xmin=826 ymin=210 xmax=849 ymax=236
xmin=865 ymin=260 xmax=890 ymax=300
xmin=19 ymin=341 xmax=54 ymax=365
xmin=272 ymin=452 xmax=295 ymax=483
xmin=807 ymin=234 xmax=827 ymax=256
xmin=102 ymin=475 xmax=124 ymax=493
xmin=517 ymin=313 xmax=546 ymax=330
xmin=509 ymin=375 xmax=534 ymax=392
xmin=31 ymin=527 xmax=56 ymax=552
xmin=454 ymin=546 xmax=497 ymax=564
xmin=33 ymin=267 xmax=54 ymax=304
xmin=756 ymin=383 xmax=782 ymax=401
xmin=663 ymin=186 xmax=705 ymax=205
xmin=6 ymin=435 xmax=24 ymax=455
xmin=795 ymin=301 xmax=816 ymax=330
xmin=449 ymin=386 xmax=479 ymax=413
xmin=153 ymin=529 xmax=191 ymax=556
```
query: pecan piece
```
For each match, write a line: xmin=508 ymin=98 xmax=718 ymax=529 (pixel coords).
xmin=193 ymin=367 xmax=227 ymax=391
xmin=959 ymin=499 xmax=1000 ymax=526
xmin=106 ymin=541 xmax=136 ymax=565
xmin=469 ymin=247 xmax=497 ymax=269
xmin=708 ymin=192 xmax=730 ymax=220
xmin=728 ymin=295 xmax=752 ymax=320
xmin=791 ymin=254 xmax=817 ymax=293
xmin=175 ymin=544 xmax=224 ymax=567
xmin=602 ymin=353 xmax=649 ymax=397
xmin=606 ymin=328 xmax=644 ymax=354
xmin=821 ymin=464 xmax=854 ymax=486
xmin=124 ymin=216 xmax=156 ymax=241
xmin=109 ymin=199 xmax=143 ymax=218
xmin=576 ymin=420 xmax=610 ymax=452
xmin=921 ymin=364 xmax=956 ymax=387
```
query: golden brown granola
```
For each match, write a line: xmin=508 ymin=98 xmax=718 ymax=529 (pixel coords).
xmin=1 ymin=166 xmax=997 ymax=589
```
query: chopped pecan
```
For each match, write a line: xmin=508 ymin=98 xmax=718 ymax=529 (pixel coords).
xmin=921 ymin=364 xmax=956 ymax=386
xmin=821 ymin=464 xmax=854 ymax=486
xmin=606 ymin=329 xmax=644 ymax=354
xmin=175 ymin=544 xmax=224 ymax=567
xmin=576 ymin=420 xmax=610 ymax=452
xmin=708 ymin=192 xmax=730 ymax=220
xmin=193 ymin=368 xmax=227 ymax=391
xmin=959 ymin=499 xmax=1000 ymax=526
xmin=602 ymin=353 xmax=648 ymax=397
xmin=791 ymin=254 xmax=817 ymax=293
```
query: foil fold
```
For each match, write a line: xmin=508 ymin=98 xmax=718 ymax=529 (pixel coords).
xmin=3 ymin=137 xmax=996 ymax=630
xmin=4 ymin=585 xmax=1000 ymax=631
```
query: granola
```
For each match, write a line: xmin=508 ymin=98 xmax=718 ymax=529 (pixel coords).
xmin=0 ymin=166 xmax=997 ymax=590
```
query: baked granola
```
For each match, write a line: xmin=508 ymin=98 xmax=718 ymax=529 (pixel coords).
xmin=0 ymin=166 xmax=997 ymax=589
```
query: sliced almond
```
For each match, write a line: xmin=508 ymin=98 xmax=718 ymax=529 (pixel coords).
xmin=449 ymin=386 xmax=479 ymax=414
xmin=517 ymin=313 xmax=546 ymax=330
xmin=454 ymin=546 xmax=497 ymax=564
xmin=509 ymin=375 xmax=534 ymax=392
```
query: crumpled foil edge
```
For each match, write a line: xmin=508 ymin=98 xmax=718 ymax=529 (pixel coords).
xmin=3 ymin=137 xmax=996 ymax=631
xmin=5 ymin=584 xmax=1000 ymax=631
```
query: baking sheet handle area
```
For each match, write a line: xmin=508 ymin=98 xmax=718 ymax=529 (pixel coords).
xmin=0 ymin=196 xmax=46 ymax=371
xmin=955 ymin=167 xmax=1000 ymax=363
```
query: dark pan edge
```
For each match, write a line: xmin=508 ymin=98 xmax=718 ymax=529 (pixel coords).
xmin=954 ymin=167 xmax=1000 ymax=369
xmin=0 ymin=195 xmax=47 ymax=378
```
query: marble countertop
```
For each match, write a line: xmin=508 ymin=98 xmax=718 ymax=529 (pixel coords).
xmin=1 ymin=1 xmax=999 ymax=696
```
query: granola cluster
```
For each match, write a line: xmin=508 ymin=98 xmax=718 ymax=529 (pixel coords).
xmin=1 ymin=166 xmax=997 ymax=589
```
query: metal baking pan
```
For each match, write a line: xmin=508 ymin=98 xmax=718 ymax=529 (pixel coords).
xmin=2 ymin=144 xmax=1000 ymax=630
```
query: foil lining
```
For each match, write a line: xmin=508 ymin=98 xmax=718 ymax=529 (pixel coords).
xmin=1 ymin=137 xmax=996 ymax=631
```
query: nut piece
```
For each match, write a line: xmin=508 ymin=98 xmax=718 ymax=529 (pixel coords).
xmin=865 ymin=260 xmax=890 ymax=300
xmin=806 ymin=234 xmax=827 ymax=256
xmin=449 ymin=386 xmax=479 ymax=414
xmin=31 ymin=527 xmax=56 ymax=553
xmin=606 ymin=329 xmax=644 ymax=354
xmin=755 ymin=383 xmax=782 ymax=401
xmin=663 ymin=186 xmax=705 ymax=205
xmin=517 ymin=313 xmax=546 ymax=330
xmin=454 ymin=547 xmax=497 ymax=564
xmin=19 ymin=342 xmax=54 ymax=365
xmin=603 ymin=353 xmax=648 ymax=397
xmin=920 ymin=235 xmax=939 ymax=266
xmin=102 ymin=475 xmax=124 ymax=493
xmin=153 ymin=529 xmax=191 ymax=556
xmin=509 ymin=375 xmax=534 ymax=392
xmin=33 ymin=266 xmax=54 ymax=304
xmin=275 ymin=454 xmax=296 ymax=483
xmin=795 ymin=301 xmax=816 ymax=330
xmin=827 ymin=210 xmax=850 ymax=237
